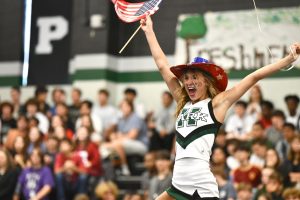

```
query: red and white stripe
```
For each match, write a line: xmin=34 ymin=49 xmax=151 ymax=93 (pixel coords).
xmin=111 ymin=0 xmax=162 ymax=23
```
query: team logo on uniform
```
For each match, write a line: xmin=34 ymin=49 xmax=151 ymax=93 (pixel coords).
xmin=177 ymin=107 xmax=208 ymax=128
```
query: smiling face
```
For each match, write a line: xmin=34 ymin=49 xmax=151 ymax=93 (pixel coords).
xmin=181 ymin=70 xmax=208 ymax=103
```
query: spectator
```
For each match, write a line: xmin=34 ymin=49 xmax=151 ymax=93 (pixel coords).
xmin=225 ymin=139 xmax=240 ymax=171
xmin=54 ymin=138 xmax=87 ymax=200
xmin=35 ymin=86 xmax=50 ymax=116
xmin=51 ymin=126 xmax=67 ymax=141
xmin=123 ymin=87 xmax=146 ymax=119
xmin=265 ymin=148 xmax=281 ymax=170
xmin=150 ymin=91 xmax=176 ymax=151
xmin=253 ymin=167 xmax=275 ymax=200
xmin=0 ymin=148 xmax=19 ymax=200
xmin=11 ymin=136 xmax=28 ymax=169
xmin=233 ymin=144 xmax=261 ymax=188
xmin=44 ymin=136 xmax=59 ymax=170
xmin=250 ymin=139 xmax=268 ymax=168
xmin=80 ymin=114 xmax=100 ymax=144
xmin=236 ymin=183 xmax=253 ymax=200
xmin=250 ymin=121 xmax=265 ymax=140
xmin=74 ymin=126 xmax=103 ymax=194
xmin=76 ymin=100 xmax=103 ymax=136
xmin=14 ymin=148 xmax=55 ymax=200
xmin=213 ymin=127 xmax=227 ymax=152
xmin=55 ymin=102 xmax=74 ymax=132
xmin=282 ymin=187 xmax=300 ymax=200
xmin=148 ymin=150 xmax=172 ymax=200
xmin=211 ymin=147 xmax=230 ymax=178
xmin=27 ymin=127 xmax=46 ymax=154
xmin=0 ymin=101 xmax=17 ymax=143
xmin=247 ymin=85 xmax=263 ymax=122
xmin=94 ymin=181 xmax=119 ymax=200
xmin=92 ymin=89 xmax=118 ymax=138
xmin=225 ymin=101 xmax=255 ymax=140
xmin=50 ymin=88 xmax=66 ymax=116
xmin=28 ymin=116 xmax=40 ymax=129
xmin=284 ymin=95 xmax=300 ymax=127
xmin=266 ymin=110 xmax=285 ymax=146
xmin=276 ymin=123 xmax=296 ymax=161
xmin=10 ymin=86 xmax=24 ymax=117
xmin=264 ymin=148 xmax=287 ymax=185
xmin=212 ymin=167 xmax=237 ymax=200
xmin=5 ymin=115 xmax=29 ymax=150
xmin=284 ymin=135 xmax=300 ymax=187
xmin=117 ymin=100 xmax=148 ymax=155
xmin=141 ymin=152 xmax=157 ymax=199
xmin=104 ymin=100 xmax=148 ymax=175
xmin=68 ymin=88 xmax=82 ymax=129
xmin=265 ymin=172 xmax=284 ymax=200
xmin=49 ymin=115 xmax=73 ymax=140
xmin=259 ymin=100 xmax=274 ymax=129
xmin=25 ymin=98 xmax=49 ymax=134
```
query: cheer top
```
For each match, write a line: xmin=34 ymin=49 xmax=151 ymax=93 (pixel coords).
xmin=172 ymin=98 xmax=222 ymax=198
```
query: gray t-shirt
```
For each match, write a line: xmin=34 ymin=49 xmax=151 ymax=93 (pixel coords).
xmin=266 ymin=126 xmax=283 ymax=146
xmin=118 ymin=112 xmax=148 ymax=146
xmin=219 ymin=182 xmax=237 ymax=200
xmin=148 ymin=173 xmax=172 ymax=200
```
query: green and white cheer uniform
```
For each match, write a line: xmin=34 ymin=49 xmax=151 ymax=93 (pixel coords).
xmin=167 ymin=98 xmax=221 ymax=199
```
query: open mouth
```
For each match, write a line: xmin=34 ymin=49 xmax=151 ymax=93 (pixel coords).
xmin=187 ymin=86 xmax=196 ymax=97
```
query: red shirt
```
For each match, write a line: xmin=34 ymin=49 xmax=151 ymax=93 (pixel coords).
xmin=233 ymin=165 xmax=262 ymax=187
xmin=75 ymin=142 xmax=103 ymax=177
xmin=259 ymin=118 xmax=272 ymax=129
xmin=54 ymin=152 xmax=86 ymax=181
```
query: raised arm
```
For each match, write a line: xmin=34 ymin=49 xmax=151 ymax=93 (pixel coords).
xmin=141 ymin=16 xmax=181 ymax=102
xmin=213 ymin=43 xmax=300 ymax=122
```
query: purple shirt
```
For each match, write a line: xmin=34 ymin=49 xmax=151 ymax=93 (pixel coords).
xmin=17 ymin=166 xmax=54 ymax=200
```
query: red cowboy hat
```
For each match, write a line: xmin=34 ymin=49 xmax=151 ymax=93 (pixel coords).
xmin=170 ymin=57 xmax=228 ymax=92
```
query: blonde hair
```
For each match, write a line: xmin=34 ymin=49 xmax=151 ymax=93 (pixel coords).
xmin=282 ymin=187 xmax=300 ymax=199
xmin=74 ymin=194 xmax=90 ymax=200
xmin=175 ymin=73 xmax=220 ymax=117
xmin=95 ymin=181 xmax=119 ymax=199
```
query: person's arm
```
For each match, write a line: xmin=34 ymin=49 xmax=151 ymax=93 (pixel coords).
xmin=119 ymin=128 xmax=139 ymax=140
xmin=14 ymin=170 xmax=25 ymax=200
xmin=213 ymin=43 xmax=300 ymax=122
xmin=141 ymin=16 xmax=181 ymax=102
xmin=30 ymin=185 xmax=51 ymax=200
xmin=54 ymin=154 xmax=65 ymax=174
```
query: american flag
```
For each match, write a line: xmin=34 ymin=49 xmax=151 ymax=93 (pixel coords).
xmin=111 ymin=0 xmax=163 ymax=23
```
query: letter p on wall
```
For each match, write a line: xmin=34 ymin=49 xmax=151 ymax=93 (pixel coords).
xmin=35 ymin=16 xmax=69 ymax=55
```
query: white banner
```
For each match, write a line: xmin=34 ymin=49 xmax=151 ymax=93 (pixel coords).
xmin=175 ymin=7 xmax=300 ymax=70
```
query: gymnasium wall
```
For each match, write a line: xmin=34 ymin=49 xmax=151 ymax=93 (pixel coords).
xmin=0 ymin=0 xmax=299 ymax=113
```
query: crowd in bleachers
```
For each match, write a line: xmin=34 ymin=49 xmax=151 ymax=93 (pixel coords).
xmin=0 ymin=85 xmax=300 ymax=200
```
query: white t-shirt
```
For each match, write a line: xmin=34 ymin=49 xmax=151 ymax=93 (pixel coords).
xmin=93 ymin=104 xmax=118 ymax=130
xmin=225 ymin=114 xmax=255 ymax=136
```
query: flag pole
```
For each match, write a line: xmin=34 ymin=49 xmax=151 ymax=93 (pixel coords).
xmin=119 ymin=24 xmax=142 ymax=54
